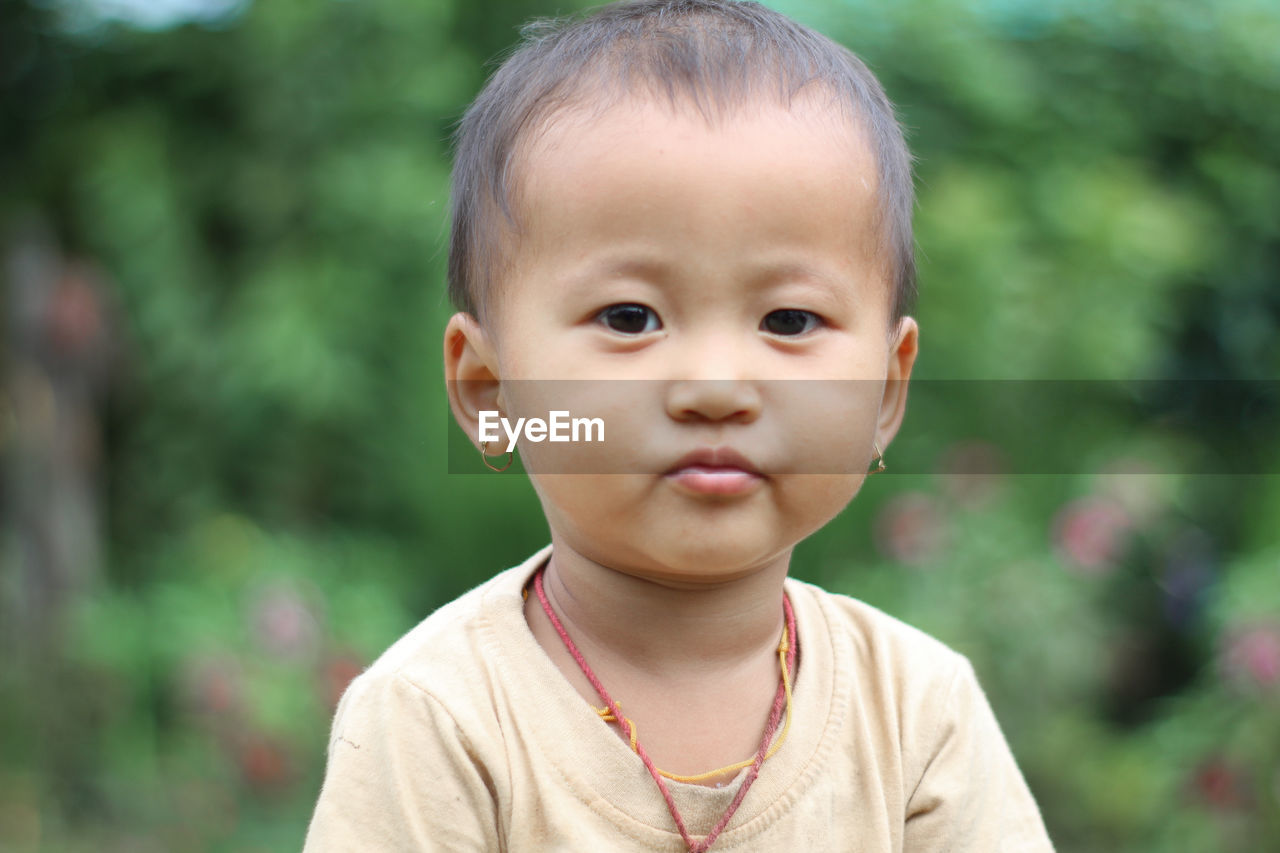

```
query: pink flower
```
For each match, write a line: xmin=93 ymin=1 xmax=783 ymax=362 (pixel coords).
xmin=179 ymin=652 xmax=243 ymax=717
xmin=1051 ymin=496 xmax=1131 ymax=574
xmin=1190 ymin=756 xmax=1250 ymax=811
xmin=1220 ymin=623 xmax=1280 ymax=691
xmin=874 ymin=492 xmax=948 ymax=566
xmin=247 ymin=582 xmax=322 ymax=662
xmin=237 ymin=731 xmax=293 ymax=792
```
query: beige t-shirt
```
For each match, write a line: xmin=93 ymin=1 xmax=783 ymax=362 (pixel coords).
xmin=304 ymin=546 xmax=1054 ymax=851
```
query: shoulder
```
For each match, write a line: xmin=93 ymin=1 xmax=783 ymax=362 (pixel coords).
xmin=786 ymin=581 xmax=1055 ymax=849
xmin=305 ymin=566 xmax=530 ymax=853
xmin=332 ymin=546 xmax=550 ymax=744
xmin=785 ymin=577 xmax=973 ymax=773
xmin=360 ymin=574 xmax=499 ymax=690
xmin=788 ymin=576 xmax=967 ymax=687
xmin=364 ymin=546 xmax=549 ymax=682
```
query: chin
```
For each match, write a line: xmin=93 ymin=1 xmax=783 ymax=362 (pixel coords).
xmin=623 ymin=536 xmax=791 ymax=585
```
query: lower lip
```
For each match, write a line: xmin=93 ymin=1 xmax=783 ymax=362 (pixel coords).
xmin=666 ymin=466 xmax=763 ymax=496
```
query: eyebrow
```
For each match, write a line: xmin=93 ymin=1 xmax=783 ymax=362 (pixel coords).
xmin=562 ymin=254 xmax=671 ymax=285
xmin=746 ymin=260 xmax=851 ymax=291
xmin=561 ymin=254 xmax=853 ymax=292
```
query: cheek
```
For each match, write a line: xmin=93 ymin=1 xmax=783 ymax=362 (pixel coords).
xmin=773 ymin=474 xmax=865 ymax=538
xmin=528 ymin=474 xmax=645 ymax=538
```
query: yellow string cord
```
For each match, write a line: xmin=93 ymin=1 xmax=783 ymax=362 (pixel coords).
xmin=594 ymin=624 xmax=794 ymax=784
xmin=597 ymin=705 xmax=639 ymax=751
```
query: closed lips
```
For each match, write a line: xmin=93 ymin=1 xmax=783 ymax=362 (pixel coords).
xmin=664 ymin=448 xmax=765 ymax=496
xmin=664 ymin=447 xmax=763 ymax=476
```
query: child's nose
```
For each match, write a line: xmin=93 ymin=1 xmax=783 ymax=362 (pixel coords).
xmin=664 ymin=378 xmax=762 ymax=424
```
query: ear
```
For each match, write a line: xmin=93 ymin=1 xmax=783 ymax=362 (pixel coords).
xmin=875 ymin=316 xmax=919 ymax=449
xmin=444 ymin=312 xmax=504 ymax=450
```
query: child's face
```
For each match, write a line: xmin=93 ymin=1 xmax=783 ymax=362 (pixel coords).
xmin=447 ymin=95 xmax=918 ymax=583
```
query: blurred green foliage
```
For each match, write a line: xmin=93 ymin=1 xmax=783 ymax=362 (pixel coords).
xmin=2 ymin=0 xmax=1278 ymax=850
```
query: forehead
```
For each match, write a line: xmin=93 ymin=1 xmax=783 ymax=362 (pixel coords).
xmin=521 ymin=89 xmax=873 ymax=190
xmin=509 ymin=94 xmax=882 ymax=267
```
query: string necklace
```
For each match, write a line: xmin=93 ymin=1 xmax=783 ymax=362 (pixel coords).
xmin=532 ymin=567 xmax=797 ymax=853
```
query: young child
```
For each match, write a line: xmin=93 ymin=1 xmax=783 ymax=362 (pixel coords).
xmin=305 ymin=1 xmax=1055 ymax=850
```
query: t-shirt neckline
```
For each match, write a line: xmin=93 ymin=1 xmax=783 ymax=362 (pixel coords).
xmin=481 ymin=545 xmax=848 ymax=847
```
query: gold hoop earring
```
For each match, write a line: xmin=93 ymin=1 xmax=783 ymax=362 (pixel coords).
xmin=480 ymin=441 xmax=514 ymax=472
xmin=868 ymin=441 xmax=886 ymax=475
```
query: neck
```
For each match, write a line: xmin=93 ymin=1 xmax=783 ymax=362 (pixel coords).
xmin=535 ymin=535 xmax=791 ymax=680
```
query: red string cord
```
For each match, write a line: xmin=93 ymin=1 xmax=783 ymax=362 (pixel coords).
xmin=533 ymin=567 xmax=797 ymax=853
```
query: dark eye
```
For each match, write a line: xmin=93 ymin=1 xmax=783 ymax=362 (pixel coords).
xmin=597 ymin=303 xmax=661 ymax=335
xmin=761 ymin=309 xmax=821 ymax=336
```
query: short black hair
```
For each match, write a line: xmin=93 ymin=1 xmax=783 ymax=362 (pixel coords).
xmin=448 ymin=0 xmax=916 ymax=327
